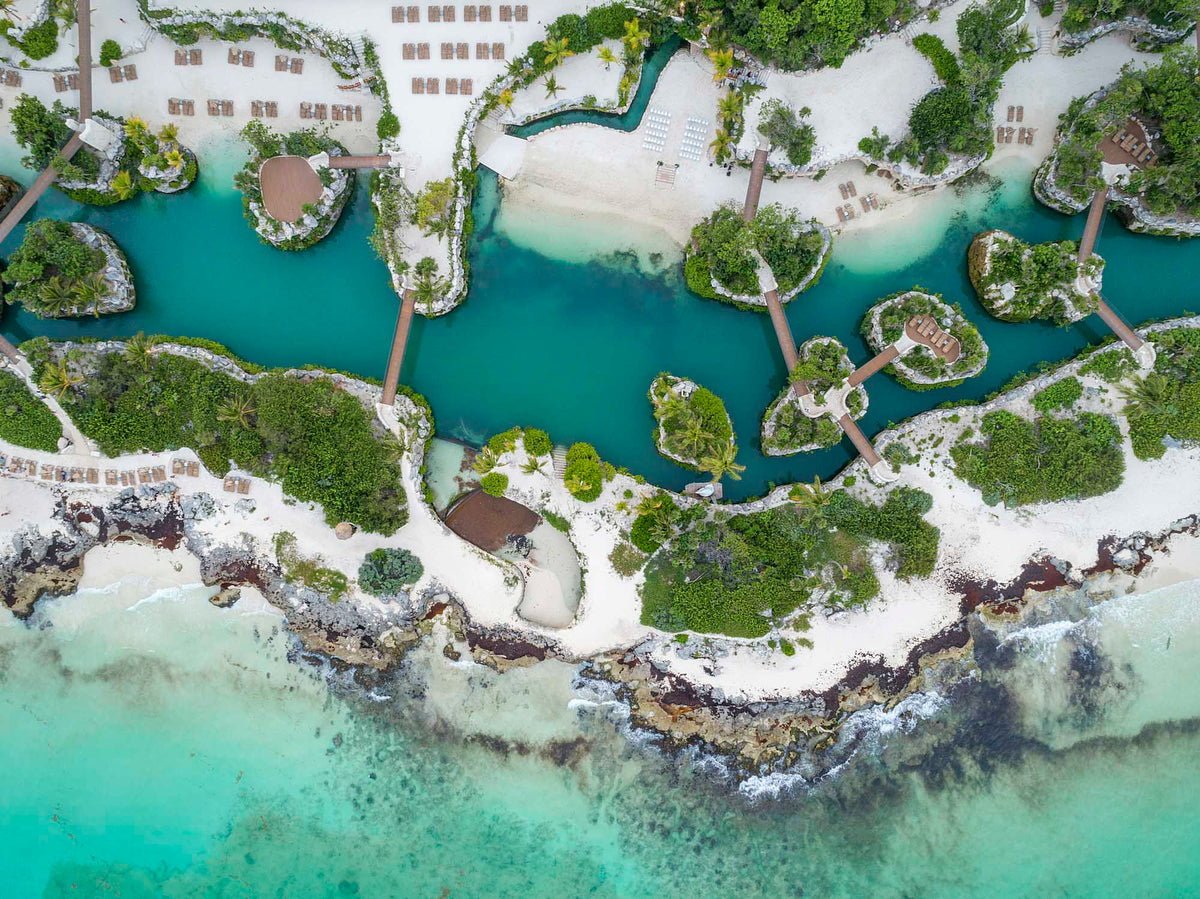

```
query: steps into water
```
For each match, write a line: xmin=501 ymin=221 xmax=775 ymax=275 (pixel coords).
xmin=551 ymin=447 xmax=568 ymax=480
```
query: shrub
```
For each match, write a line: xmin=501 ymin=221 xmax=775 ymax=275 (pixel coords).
xmin=609 ymin=541 xmax=647 ymax=577
xmin=10 ymin=95 xmax=76 ymax=170
xmin=2 ymin=219 xmax=108 ymax=316
xmin=541 ymin=508 xmax=570 ymax=532
xmin=0 ymin=370 xmax=62 ymax=451
xmin=1032 ymin=376 xmax=1083 ymax=412
xmin=758 ymin=99 xmax=815 ymax=166
xmin=15 ymin=19 xmax=58 ymax=60
xmin=629 ymin=513 xmax=663 ymax=553
xmin=376 ymin=109 xmax=400 ymax=140
xmin=480 ymin=472 xmax=509 ymax=496
xmin=523 ymin=427 xmax=553 ymax=457
xmin=274 ymin=532 xmax=349 ymax=601
xmin=487 ymin=426 xmax=522 ymax=455
xmin=780 ymin=638 xmax=796 ymax=656
xmin=99 ymin=39 xmax=123 ymax=67
xmin=584 ymin=3 xmax=636 ymax=40
xmin=911 ymin=33 xmax=961 ymax=84
xmin=1080 ymin=347 xmax=1134 ymax=384
xmin=358 ymin=547 xmax=424 ymax=594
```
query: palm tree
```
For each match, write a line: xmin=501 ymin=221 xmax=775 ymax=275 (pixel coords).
xmin=472 ymin=445 xmax=497 ymax=474
xmin=709 ymin=128 xmax=734 ymax=163
xmin=414 ymin=272 xmax=446 ymax=314
xmin=36 ymin=276 xmax=78 ymax=317
xmin=541 ymin=37 xmax=573 ymax=68
xmin=622 ymin=18 xmax=649 ymax=53
xmin=1118 ymin=372 xmax=1176 ymax=420
xmin=218 ymin=391 xmax=257 ymax=429
xmin=39 ymin=359 xmax=83 ymax=399
xmin=122 ymin=115 xmax=149 ymax=140
xmin=791 ymin=476 xmax=832 ymax=523
xmin=123 ymin=332 xmax=162 ymax=371
xmin=158 ymin=122 xmax=179 ymax=143
xmin=717 ymin=91 xmax=743 ymax=126
xmin=543 ymin=74 xmax=564 ymax=100
xmin=700 ymin=442 xmax=745 ymax=482
xmin=112 ymin=169 xmax=137 ymax=200
xmin=680 ymin=414 xmax=714 ymax=459
xmin=73 ymin=272 xmax=110 ymax=318
xmin=498 ymin=87 xmax=515 ymax=112
xmin=707 ymin=47 xmax=734 ymax=83
xmin=597 ymin=46 xmax=618 ymax=70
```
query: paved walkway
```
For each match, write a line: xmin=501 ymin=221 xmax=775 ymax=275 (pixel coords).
xmin=381 ymin=288 xmax=417 ymax=405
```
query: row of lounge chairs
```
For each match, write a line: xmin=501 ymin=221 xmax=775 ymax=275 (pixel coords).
xmin=53 ymin=73 xmax=82 ymax=92
xmin=175 ymin=49 xmax=204 ymax=66
xmin=167 ymin=98 xmax=197 ymax=116
xmin=1 ymin=453 xmax=238 ymax=491
xmin=411 ymin=77 xmax=474 ymax=95
xmin=393 ymin=4 xmax=528 ymax=22
xmin=223 ymin=475 xmax=252 ymax=494
xmin=274 ymin=55 xmax=305 ymax=74
xmin=249 ymin=100 xmax=280 ymax=117
xmin=1006 ymin=105 xmax=1024 ymax=123
xmin=228 ymin=48 xmax=257 ymax=66
xmin=207 ymin=99 xmax=235 ymax=116
xmin=907 ymin=314 xmax=961 ymax=362
xmin=0 ymin=69 xmax=23 ymax=87
xmin=429 ymin=40 xmax=506 ymax=59
xmin=835 ymin=203 xmax=857 ymax=223
xmin=995 ymin=125 xmax=1036 ymax=145
xmin=838 ymin=180 xmax=857 ymax=199
xmin=300 ymin=103 xmax=365 ymax=121
xmin=1112 ymin=128 xmax=1157 ymax=166
xmin=109 ymin=65 xmax=138 ymax=83
xmin=171 ymin=459 xmax=202 ymax=478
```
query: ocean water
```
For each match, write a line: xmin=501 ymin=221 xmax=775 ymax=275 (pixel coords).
xmin=4 ymin=563 xmax=1200 ymax=896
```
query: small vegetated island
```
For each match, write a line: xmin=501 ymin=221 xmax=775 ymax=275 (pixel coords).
xmin=1033 ymin=48 xmax=1200 ymax=235
xmin=647 ymin=373 xmax=740 ymax=478
xmin=684 ymin=202 xmax=831 ymax=307
xmin=234 ymin=121 xmax=354 ymax=250
xmin=638 ymin=482 xmax=940 ymax=638
xmin=11 ymin=96 xmax=197 ymax=203
xmin=861 ymin=290 xmax=989 ymax=389
xmin=761 ymin=338 xmax=865 ymax=456
xmin=2 ymin=219 xmax=134 ymax=318
xmin=968 ymin=230 xmax=1103 ymax=323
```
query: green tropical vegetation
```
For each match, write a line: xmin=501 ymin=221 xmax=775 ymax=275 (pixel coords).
xmin=0 ymin=370 xmax=62 ymax=451
xmin=1060 ymin=0 xmax=1198 ymax=34
xmin=685 ymin=202 xmax=828 ymax=299
xmin=564 ymin=442 xmax=608 ymax=501
xmin=1 ymin=219 xmax=111 ymax=318
xmin=967 ymin=231 xmax=1101 ymax=324
xmin=862 ymin=290 xmax=989 ymax=385
xmin=480 ymin=472 xmax=509 ymax=496
xmin=639 ymin=485 xmax=939 ymax=637
xmin=1080 ymin=346 xmax=1135 ymax=383
xmin=1032 ymin=376 xmax=1084 ymax=412
xmin=523 ymin=427 xmax=553 ymax=457
xmin=951 ymin=409 xmax=1125 ymax=505
xmin=99 ymin=38 xmax=123 ymax=67
xmin=762 ymin=339 xmax=855 ymax=454
xmin=1038 ymin=48 xmax=1200 ymax=216
xmin=274 ymin=531 xmax=349 ymax=602
xmin=358 ymin=548 xmax=425 ymax=595
xmin=22 ymin=338 xmax=411 ymax=534
xmin=1124 ymin=328 xmax=1200 ymax=459
xmin=2 ymin=17 xmax=58 ymax=59
xmin=10 ymin=95 xmax=87 ymax=172
xmin=911 ymin=33 xmax=961 ymax=83
xmin=757 ymin=99 xmax=816 ymax=166
xmin=648 ymin=375 xmax=739 ymax=480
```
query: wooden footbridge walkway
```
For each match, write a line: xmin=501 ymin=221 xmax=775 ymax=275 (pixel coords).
xmin=380 ymin=288 xmax=417 ymax=406
xmin=742 ymin=147 xmax=769 ymax=222
xmin=0 ymin=0 xmax=93 ymax=245
xmin=1077 ymin=186 xmax=1147 ymax=355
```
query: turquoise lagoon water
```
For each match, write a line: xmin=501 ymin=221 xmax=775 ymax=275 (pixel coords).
xmin=3 ymin=146 xmax=1194 ymax=500
xmin=4 ymin=568 xmax=1200 ymax=896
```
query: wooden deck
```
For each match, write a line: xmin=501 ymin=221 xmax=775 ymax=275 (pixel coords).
xmin=259 ymin=155 xmax=324 ymax=222
xmin=847 ymin=345 xmax=899 ymax=387
xmin=381 ymin=289 xmax=417 ymax=406
xmin=742 ymin=147 xmax=768 ymax=221
xmin=905 ymin=315 xmax=961 ymax=362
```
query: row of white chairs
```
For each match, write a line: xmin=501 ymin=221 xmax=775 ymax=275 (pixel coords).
xmin=643 ymin=137 xmax=665 ymax=152
xmin=680 ymin=148 xmax=703 ymax=161
xmin=686 ymin=116 xmax=710 ymax=127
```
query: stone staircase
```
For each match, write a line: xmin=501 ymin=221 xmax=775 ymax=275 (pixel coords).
xmin=1037 ymin=27 xmax=1055 ymax=54
xmin=551 ymin=447 xmax=568 ymax=480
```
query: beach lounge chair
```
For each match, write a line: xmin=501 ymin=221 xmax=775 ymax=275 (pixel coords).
xmin=838 ymin=183 xmax=848 ymax=199
xmin=447 ymin=77 xmax=459 ymax=95
xmin=315 ymin=103 xmax=327 ymax=120
xmin=1016 ymin=105 xmax=1024 ymax=122
xmin=189 ymin=49 xmax=202 ymax=65
xmin=996 ymin=125 xmax=1004 ymax=142
xmin=176 ymin=49 xmax=188 ymax=65
xmin=443 ymin=4 xmax=456 ymax=20
xmin=105 ymin=470 xmax=118 ymax=486
xmin=457 ymin=41 xmax=469 ymax=59
xmin=290 ymin=58 xmax=304 ymax=74
xmin=846 ymin=181 xmax=856 ymax=197
xmin=54 ymin=74 xmax=67 ymax=92
xmin=251 ymin=100 xmax=264 ymax=117
xmin=207 ymin=99 xmax=220 ymax=116
xmin=403 ymin=43 xmax=416 ymax=60
xmin=223 ymin=476 xmax=237 ymax=492
xmin=441 ymin=42 xmax=453 ymax=59
xmin=393 ymin=5 xmax=405 ymax=21
xmin=124 ymin=65 xmax=137 ymax=80
xmin=138 ymin=468 xmax=152 ymax=484
xmin=222 ymin=100 xmax=234 ymax=116
xmin=229 ymin=48 xmax=242 ymax=65
xmin=354 ymin=105 xmax=362 ymax=121
xmin=87 ymin=469 xmax=99 ymax=484
xmin=275 ymin=54 xmax=289 ymax=71
xmin=860 ymin=196 xmax=870 ymax=212
xmin=515 ymin=5 xmax=528 ymax=21
xmin=1018 ymin=127 xmax=1026 ymax=143
xmin=332 ymin=104 xmax=344 ymax=121
xmin=69 ymin=468 xmax=84 ymax=483
xmin=844 ymin=204 xmax=854 ymax=219
xmin=243 ymin=51 xmax=255 ymax=66
xmin=418 ymin=42 xmax=430 ymax=59
xmin=476 ymin=42 xmax=489 ymax=59
xmin=460 ymin=78 xmax=472 ymax=96
xmin=40 ymin=465 xmax=53 ymax=480
xmin=408 ymin=5 xmax=420 ymax=21
xmin=187 ymin=461 xmax=200 ymax=477
xmin=492 ymin=42 xmax=504 ymax=59
xmin=1007 ymin=105 xmax=1014 ymax=122
xmin=427 ymin=77 xmax=440 ymax=94
xmin=109 ymin=67 xmax=124 ymax=83
xmin=300 ymin=101 xmax=313 ymax=118
xmin=412 ymin=77 xmax=425 ymax=94
xmin=153 ymin=466 xmax=166 ymax=483
xmin=236 ymin=478 xmax=250 ymax=495
xmin=5 ymin=70 xmax=19 ymax=86
xmin=479 ymin=5 xmax=492 ymax=20
xmin=499 ymin=4 xmax=512 ymax=20
xmin=465 ymin=4 xmax=477 ymax=20
xmin=68 ymin=73 xmax=79 ymax=89
xmin=183 ymin=100 xmax=195 ymax=116
xmin=428 ymin=5 xmax=442 ymax=21
xmin=172 ymin=459 xmax=186 ymax=476
xmin=265 ymin=101 xmax=277 ymax=117
xmin=23 ymin=460 xmax=36 ymax=476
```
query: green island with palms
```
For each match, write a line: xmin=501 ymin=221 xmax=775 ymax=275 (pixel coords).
xmin=648 ymin=373 xmax=742 ymax=482
xmin=1 ymin=219 xmax=133 ymax=319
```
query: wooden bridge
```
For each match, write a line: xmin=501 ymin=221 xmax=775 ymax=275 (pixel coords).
xmin=328 ymin=155 xmax=394 ymax=169
xmin=742 ymin=146 xmax=768 ymax=221
xmin=380 ymin=288 xmax=417 ymax=406
xmin=1077 ymin=186 xmax=1147 ymax=354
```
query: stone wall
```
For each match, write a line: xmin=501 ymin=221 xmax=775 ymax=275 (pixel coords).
xmin=1057 ymin=15 xmax=1191 ymax=51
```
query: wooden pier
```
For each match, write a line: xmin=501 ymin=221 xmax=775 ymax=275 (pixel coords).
xmin=380 ymin=289 xmax=417 ymax=406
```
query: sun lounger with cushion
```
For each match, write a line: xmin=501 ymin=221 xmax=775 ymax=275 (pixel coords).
xmin=443 ymin=4 xmax=456 ymax=20
xmin=251 ymin=100 xmax=264 ymax=117
xmin=412 ymin=77 xmax=425 ymax=94
xmin=441 ymin=41 xmax=453 ymax=59
xmin=465 ymin=4 xmax=477 ymax=20
xmin=229 ymin=48 xmax=242 ymax=64
xmin=499 ymin=4 xmax=512 ymax=20
xmin=315 ymin=103 xmax=327 ymax=120
xmin=68 ymin=73 xmax=79 ymax=89
xmin=332 ymin=104 xmax=344 ymax=120
xmin=290 ymin=58 xmax=304 ymax=74
xmin=492 ymin=42 xmax=504 ymax=59
xmin=183 ymin=100 xmax=195 ymax=116
xmin=237 ymin=478 xmax=250 ymax=495
xmin=447 ymin=77 xmax=459 ymax=94
xmin=87 ymin=469 xmax=99 ymax=484
xmin=479 ymin=4 xmax=492 ymax=20
xmin=153 ymin=466 xmax=166 ymax=483
xmin=105 ymin=470 xmax=118 ymax=485
xmin=403 ymin=43 xmax=416 ymax=59
xmin=109 ymin=67 xmax=124 ymax=83
xmin=222 ymin=100 xmax=233 ymax=116
xmin=428 ymin=5 xmax=442 ymax=21
xmin=515 ymin=4 xmax=528 ymax=20
xmin=300 ymin=101 xmax=313 ymax=117
xmin=243 ymin=50 xmax=255 ymax=67
xmin=476 ymin=42 xmax=489 ymax=59
xmin=265 ymin=101 xmax=277 ymax=117
xmin=418 ymin=42 xmax=430 ymax=59
xmin=427 ymin=77 xmax=439 ymax=94
xmin=408 ymin=5 xmax=420 ymax=20
xmin=457 ymin=41 xmax=468 ymax=59
xmin=275 ymin=54 xmax=289 ymax=71
xmin=189 ymin=49 xmax=202 ymax=65
xmin=223 ymin=476 xmax=237 ymax=492
xmin=393 ymin=5 xmax=405 ymax=21
xmin=460 ymin=78 xmax=472 ymax=96
xmin=54 ymin=74 xmax=67 ymax=91
xmin=208 ymin=99 xmax=220 ymax=116
xmin=355 ymin=105 xmax=362 ymax=121
xmin=176 ymin=49 xmax=188 ymax=65
xmin=173 ymin=459 xmax=186 ymax=476
xmin=124 ymin=64 xmax=137 ymax=80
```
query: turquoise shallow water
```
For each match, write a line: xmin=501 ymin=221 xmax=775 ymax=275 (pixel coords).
xmin=3 ymin=570 xmax=1200 ymax=896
